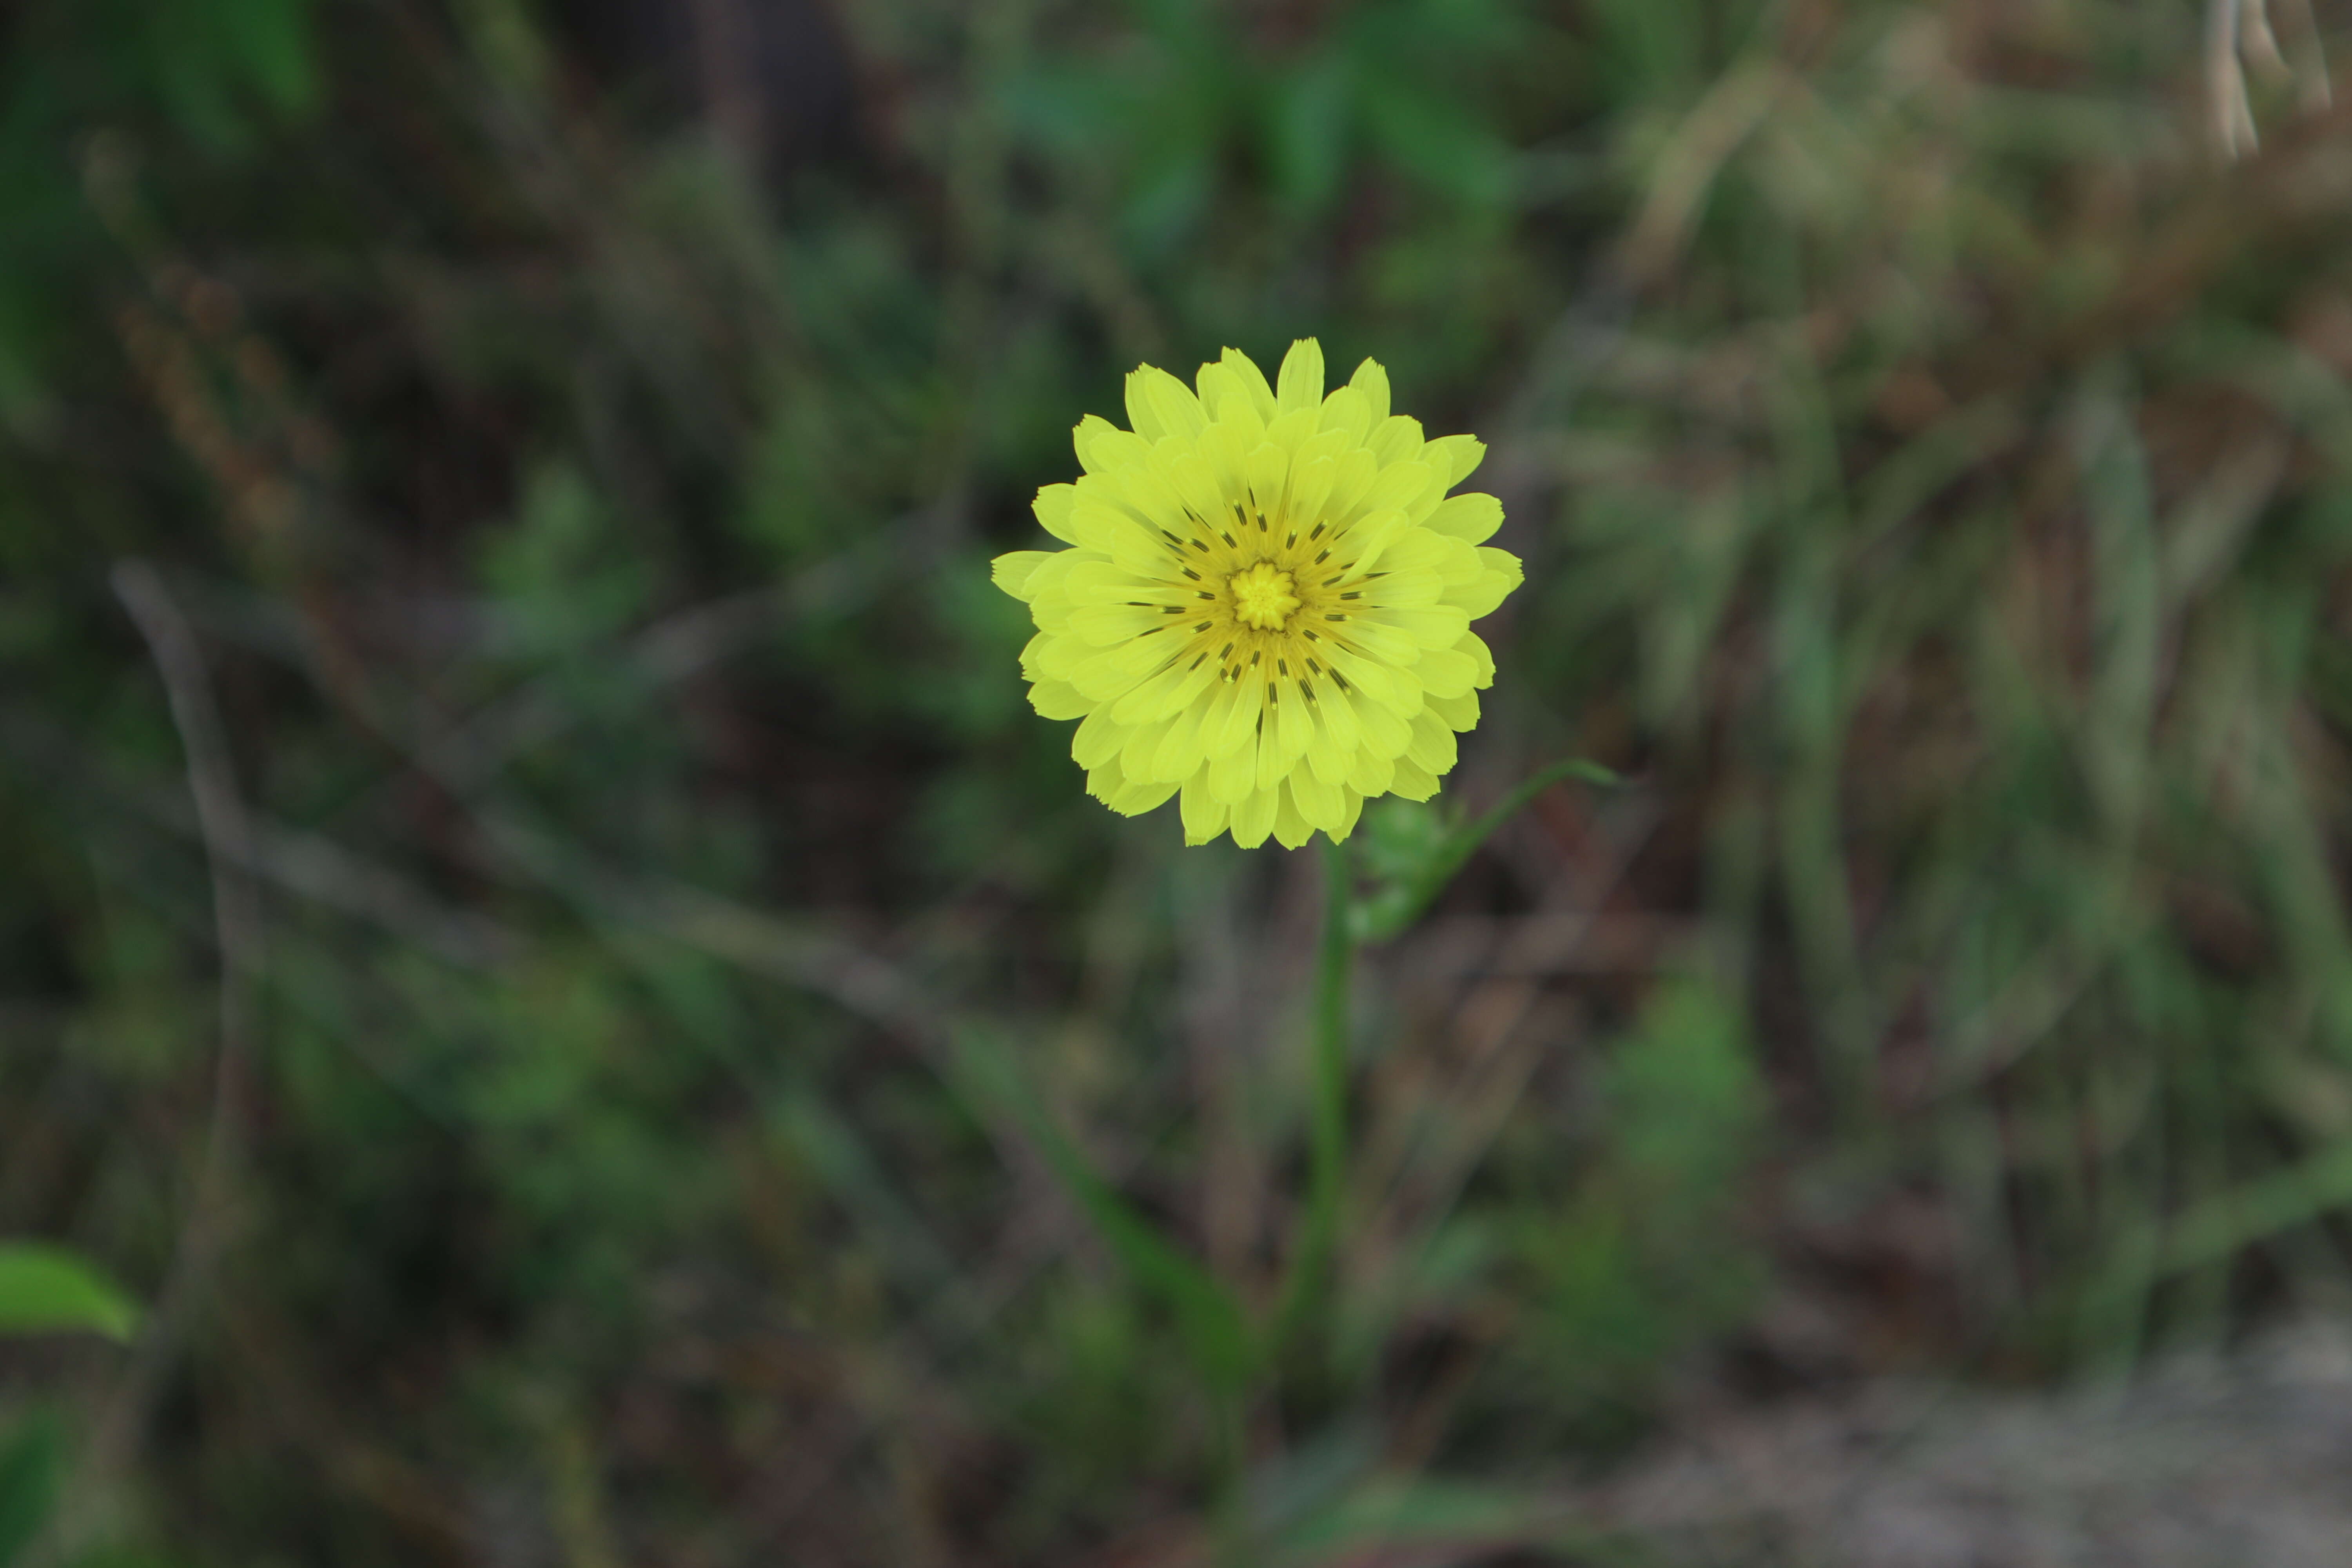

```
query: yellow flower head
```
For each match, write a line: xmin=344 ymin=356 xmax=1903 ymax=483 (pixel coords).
xmin=992 ymin=340 xmax=1523 ymax=849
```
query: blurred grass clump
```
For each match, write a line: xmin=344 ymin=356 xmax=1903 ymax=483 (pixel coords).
xmin=9 ymin=0 xmax=2352 ymax=1562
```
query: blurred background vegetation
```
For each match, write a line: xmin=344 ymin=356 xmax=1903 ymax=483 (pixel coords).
xmin=9 ymin=0 xmax=2352 ymax=1561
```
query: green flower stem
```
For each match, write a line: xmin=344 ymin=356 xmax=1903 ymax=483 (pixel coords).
xmin=1278 ymin=834 xmax=1357 ymax=1349
xmin=1309 ymin=833 xmax=1354 ymax=1274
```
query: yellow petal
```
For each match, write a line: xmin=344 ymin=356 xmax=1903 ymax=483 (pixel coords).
xmin=1031 ymin=632 xmax=1089 ymax=682
xmin=1024 ymin=549 xmax=1091 ymax=600
xmin=1106 ymin=776 xmax=1180 ymax=816
xmin=1415 ymin=644 xmax=1477 ymax=698
xmin=1331 ymin=617 xmax=1421 ymax=670
xmin=1073 ymin=416 xmax=1121 ymax=474
xmin=1405 ymin=708 xmax=1458 ymax=775
xmin=1314 ymin=679 xmax=1362 ymax=755
xmin=1426 ymin=689 xmax=1479 ymax=730
xmin=1209 ymin=741 xmax=1256 ymax=805
xmin=1333 ymin=787 xmax=1364 ymax=841
xmin=1433 ymin=535 xmax=1484 ymax=586
xmin=1290 ymin=762 xmax=1345 ymax=831
xmin=1321 ymin=448 xmax=1379 ymax=523
xmin=1154 ymin=445 xmax=1235 ymax=531
xmin=1221 ymin=346 xmax=1279 ymax=421
xmin=1361 ymin=567 xmax=1445 ymax=609
xmin=1274 ymin=679 xmax=1313 ymax=764
xmin=1231 ymin=779 xmax=1279 ymax=848
xmin=1461 ymin=630 xmax=1497 ymax=684
xmin=1366 ymin=414 xmax=1424 ymax=467
xmin=1030 ymin=680 xmax=1089 ymax=720
xmin=1142 ymin=367 xmax=1210 ymax=440
xmin=1151 ymin=694 xmax=1214 ymax=782
xmin=1286 ymin=456 xmax=1338 ymax=536
xmin=1265 ymin=405 xmax=1319 ymax=454
xmin=1383 ymin=661 xmax=1425 ymax=717
xmin=1320 ymin=643 xmax=1397 ymax=707
xmin=1425 ymin=492 xmax=1502 ymax=545
xmin=1214 ymin=666 xmax=1266 ymax=757
xmin=1107 ymin=658 xmax=1191 ymax=723
xmin=1195 ymin=676 xmax=1245 ymax=759
xmin=1276 ymin=338 xmax=1325 ymax=415
xmin=1070 ymin=602 xmax=1170 ymax=648
xmin=1196 ymin=360 xmax=1247 ymax=420
xmin=992 ymin=550 xmax=1055 ymax=599
xmin=1198 ymin=420 xmax=1254 ymax=501
xmin=1338 ymin=512 xmax=1414 ymax=581
xmin=1086 ymin=426 xmax=1153 ymax=475
xmin=1445 ymin=566 xmax=1516 ymax=620
xmin=1318 ymin=384 xmax=1373 ymax=447
xmin=1073 ymin=706 xmax=1129 ymax=769
xmin=1346 ymin=747 xmax=1395 ymax=796
xmin=1066 ymin=499 xmax=1151 ymax=559
xmin=1353 ymin=694 xmax=1412 ymax=760
xmin=1125 ymin=367 xmax=1171 ymax=441
xmin=1244 ymin=440 xmax=1290 ymax=520
xmin=1348 ymin=358 xmax=1390 ymax=423
xmin=1390 ymin=755 xmax=1441 ymax=801
xmin=1120 ymin=714 xmax=1177 ymax=782
xmin=1303 ymin=702 xmax=1350 ymax=784
xmin=1365 ymin=603 xmax=1472 ymax=649
xmin=1348 ymin=462 xmax=1434 ymax=527
xmin=1405 ymin=465 xmax=1452 ymax=524
xmin=1101 ymin=464 xmax=1194 ymax=537
xmin=1254 ymin=713 xmax=1286 ymax=792
xmin=1422 ymin=433 xmax=1485 ymax=487
xmin=1271 ymin=781 xmax=1315 ymax=848
xmin=1373 ymin=528 xmax=1450 ymax=573
xmin=1180 ymin=771 xmax=1230 ymax=844
xmin=1070 ymin=637 xmax=1172 ymax=701
xmin=1034 ymin=485 xmax=1083 ymax=542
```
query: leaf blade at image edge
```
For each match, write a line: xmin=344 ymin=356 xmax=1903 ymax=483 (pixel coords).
xmin=0 ymin=1243 xmax=139 ymax=1342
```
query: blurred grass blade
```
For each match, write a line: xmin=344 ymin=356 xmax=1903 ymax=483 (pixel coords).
xmin=1350 ymin=759 xmax=1621 ymax=943
xmin=950 ymin=1027 xmax=1258 ymax=1388
xmin=1271 ymin=1474 xmax=1560 ymax=1566
xmin=2147 ymin=1138 xmax=2352 ymax=1281
xmin=0 ymin=1244 xmax=138 ymax=1341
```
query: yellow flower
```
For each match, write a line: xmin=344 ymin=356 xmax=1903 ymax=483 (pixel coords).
xmin=991 ymin=340 xmax=1523 ymax=849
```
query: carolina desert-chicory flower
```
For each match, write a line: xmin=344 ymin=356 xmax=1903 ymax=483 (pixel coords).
xmin=992 ymin=340 xmax=1521 ymax=849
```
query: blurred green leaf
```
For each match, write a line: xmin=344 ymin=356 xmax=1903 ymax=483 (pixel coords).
xmin=0 ymin=1243 xmax=138 ymax=1342
xmin=1356 ymin=75 xmax=1512 ymax=210
xmin=1267 ymin=56 xmax=1352 ymax=216
xmin=0 ymin=1412 xmax=65 ymax=1568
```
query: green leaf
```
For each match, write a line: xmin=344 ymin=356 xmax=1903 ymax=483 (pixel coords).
xmin=1349 ymin=759 xmax=1621 ymax=943
xmin=0 ymin=1413 xmax=65 ymax=1568
xmin=0 ymin=1243 xmax=140 ymax=1342
xmin=1266 ymin=55 xmax=1352 ymax=216
xmin=223 ymin=0 xmax=320 ymax=116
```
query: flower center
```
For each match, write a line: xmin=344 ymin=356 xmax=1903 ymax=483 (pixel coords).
xmin=1228 ymin=561 xmax=1300 ymax=631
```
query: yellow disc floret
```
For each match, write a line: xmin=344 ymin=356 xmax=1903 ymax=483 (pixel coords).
xmin=989 ymin=338 xmax=1524 ymax=849
xmin=1229 ymin=563 xmax=1300 ymax=630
